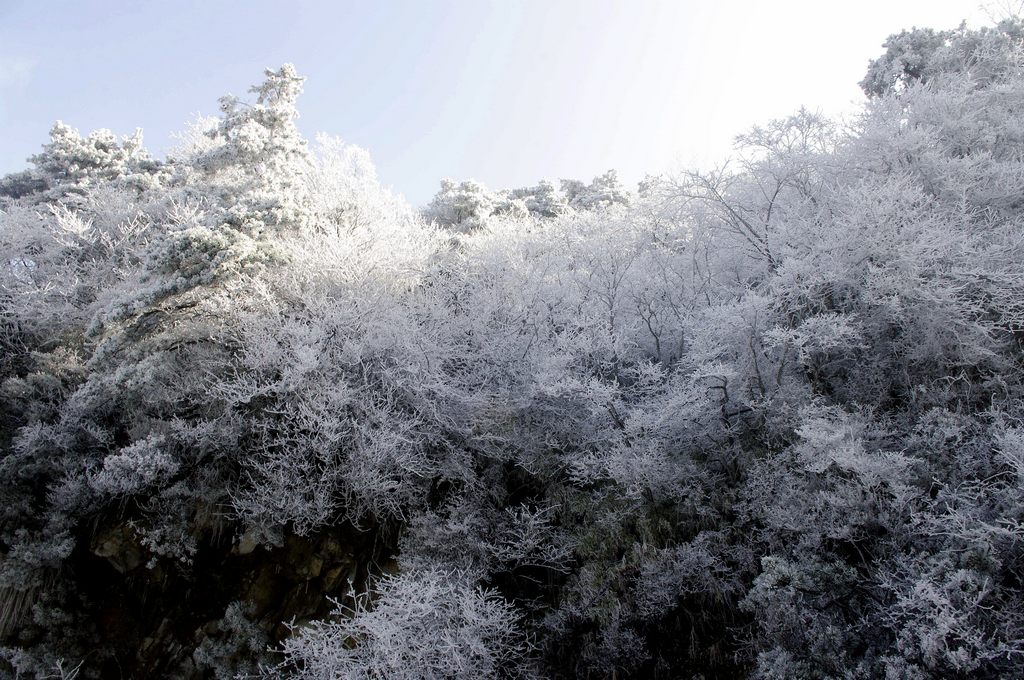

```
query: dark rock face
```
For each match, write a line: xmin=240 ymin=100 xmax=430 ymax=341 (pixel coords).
xmin=50 ymin=518 xmax=394 ymax=678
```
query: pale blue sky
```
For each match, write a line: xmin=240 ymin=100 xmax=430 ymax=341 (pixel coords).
xmin=0 ymin=0 xmax=990 ymax=205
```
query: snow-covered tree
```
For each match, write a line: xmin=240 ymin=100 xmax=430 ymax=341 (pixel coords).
xmin=275 ymin=569 xmax=530 ymax=679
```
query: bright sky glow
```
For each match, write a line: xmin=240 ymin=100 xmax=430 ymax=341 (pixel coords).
xmin=0 ymin=0 xmax=992 ymax=204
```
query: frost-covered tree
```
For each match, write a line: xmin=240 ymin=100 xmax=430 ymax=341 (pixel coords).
xmin=861 ymin=18 xmax=1024 ymax=96
xmin=561 ymin=169 xmax=631 ymax=210
xmin=274 ymin=569 xmax=530 ymax=679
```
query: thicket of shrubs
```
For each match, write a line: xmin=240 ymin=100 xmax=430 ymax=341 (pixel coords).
xmin=2 ymin=17 xmax=1024 ymax=679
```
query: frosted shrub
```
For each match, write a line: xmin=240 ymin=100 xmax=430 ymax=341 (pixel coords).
xmin=88 ymin=435 xmax=179 ymax=497
xmin=275 ymin=569 xmax=530 ymax=679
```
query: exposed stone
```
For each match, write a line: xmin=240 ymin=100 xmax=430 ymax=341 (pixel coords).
xmin=296 ymin=554 xmax=323 ymax=580
xmin=233 ymin=529 xmax=260 ymax=556
xmin=90 ymin=524 xmax=144 ymax=573
xmin=245 ymin=565 xmax=281 ymax=619
xmin=321 ymin=564 xmax=348 ymax=593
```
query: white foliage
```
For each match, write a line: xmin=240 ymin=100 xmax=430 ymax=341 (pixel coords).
xmin=275 ymin=569 xmax=530 ymax=679
xmin=88 ymin=435 xmax=179 ymax=497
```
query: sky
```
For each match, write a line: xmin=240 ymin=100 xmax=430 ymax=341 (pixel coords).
xmin=0 ymin=0 xmax=996 ymax=205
